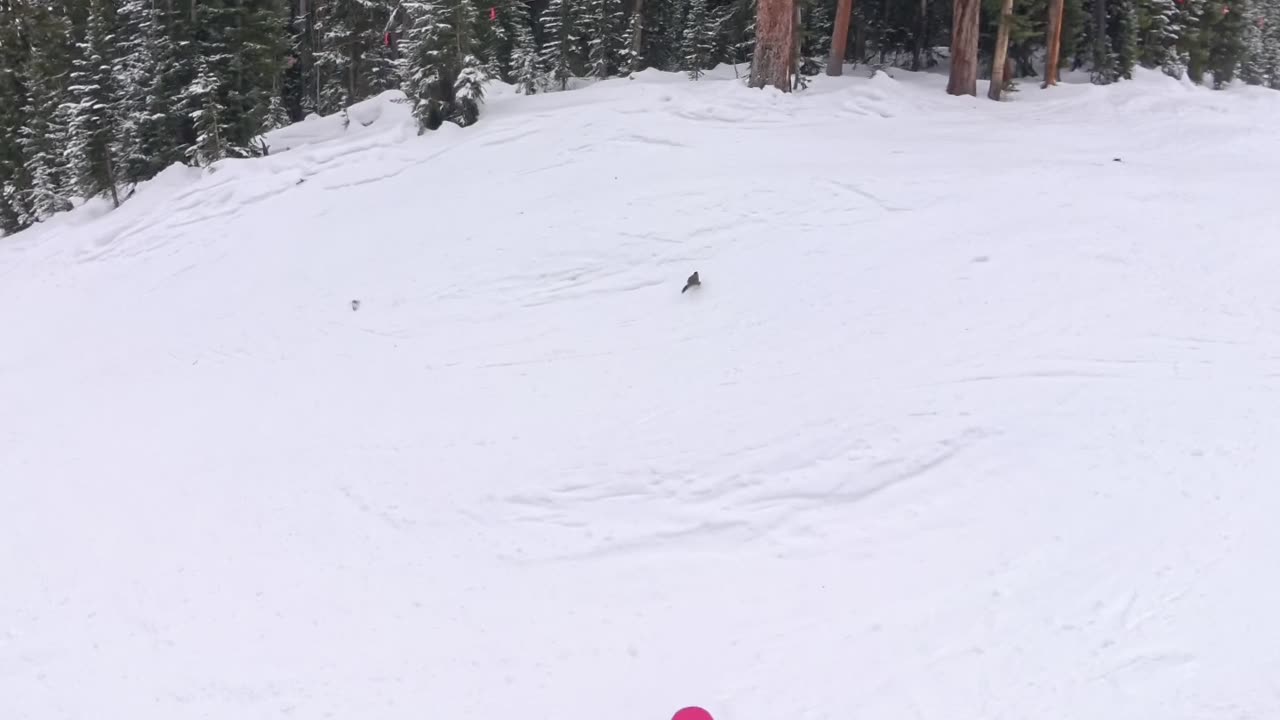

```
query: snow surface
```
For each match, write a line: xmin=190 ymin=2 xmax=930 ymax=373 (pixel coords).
xmin=5 ymin=66 xmax=1280 ymax=720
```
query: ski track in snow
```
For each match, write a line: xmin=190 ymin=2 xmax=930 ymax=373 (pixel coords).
xmin=4 ymin=67 xmax=1280 ymax=720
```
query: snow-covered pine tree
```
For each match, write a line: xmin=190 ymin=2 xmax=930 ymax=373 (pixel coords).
xmin=0 ymin=0 xmax=34 ymax=232
xmin=622 ymin=10 xmax=644 ymax=71
xmin=149 ymin=0 xmax=201 ymax=158
xmin=315 ymin=0 xmax=361 ymax=114
xmin=682 ymin=0 xmax=717 ymax=78
xmin=610 ymin=6 xmax=635 ymax=72
xmin=284 ymin=0 xmax=314 ymax=117
xmin=267 ymin=92 xmax=293 ymax=129
xmin=186 ymin=59 xmax=231 ymax=167
xmin=511 ymin=23 xmax=545 ymax=92
xmin=1086 ymin=0 xmax=1117 ymax=81
xmin=1177 ymin=0 xmax=1249 ymax=85
xmin=540 ymin=0 xmax=585 ymax=89
xmin=288 ymin=0 xmax=324 ymax=117
xmin=1163 ymin=0 xmax=1199 ymax=76
xmin=364 ymin=32 xmax=400 ymax=96
xmin=1082 ymin=0 xmax=1137 ymax=82
xmin=65 ymin=0 xmax=123 ymax=207
xmin=453 ymin=53 xmax=488 ymax=125
xmin=399 ymin=0 xmax=452 ymax=129
xmin=315 ymin=0 xmax=395 ymax=114
xmin=725 ymin=0 xmax=756 ymax=68
xmin=481 ymin=13 xmax=508 ymax=80
xmin=9 ymin=1 xmax=74 ymax=223
xmin=1181 ymin=0 xmax=1249 ymax=86
xmin=450 ymin=0 xmax=491 ymax=120
xmin=228 ymin=0 xmax=291 ymax=153
xmin=181 ymin=0 xmax=246 ymax=159
xmin=1255 ymin=0 xmax=1280 ymax=86
xmin=478 ymin=0 xmax=533 ymax=82
xmin=1135 ymin=0 xmax=1181 ymax=70
xmin=1241 ymin=0 xmax=1269 ymax=80
xmin=1112 ymin=0 xmax=1141 ymax=77
xmin=398 ymin=0 xmax=492 ymax=129
xmin=1182 ymin=0 xmax=1217 ymax=82
xmin=585 ymin=0 xmax=626 ymax=78
xmin=457 ymin=0 xmax=487 ymax=76
xmin=1207 ymin=0 xmax=1250 ymax=85
xmin=476 ymin=0 xmax=511 ymax=80
xmin=18 ymin=62 xmax=74 ymax=220
xmin=650 ymin=0 xmax=688 ymax=71
xmin=115 ymin=0 xmax=180 ymax=185
xmin=798 ymin=0 xmax=830 ymax=68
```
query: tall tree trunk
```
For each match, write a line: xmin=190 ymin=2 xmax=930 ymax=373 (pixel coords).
xmin=853 ymin=15 xmax=866 ymax=63
xmin=1091 ymin=0 xmax=1107 ymax=77
xmin=349 ymin=46 xmax=359 ymax=104
xmin=104 ymin=152 xmax=119 ymax=208
xmin=1043 ymin=0 xmax=1065 ymax=86
xmin=631 ymin=0 xmax=645 ymax=60
xmin=946 ymin=0 xmax=980 ymax=95
xmin=988 ymin=0 xmax=1015 ymax=99
xmin=791 ymin=1 xmax=802 ymax=86
xmin=827 ymin=0 xmax=854 ymax=75
xmin=911 ymin=0 xmax=928 ymax=71
xmin=878 ymin=0 xmax=889 ymax=63
xmin=750 ymin=0 xmax=795 ymax=91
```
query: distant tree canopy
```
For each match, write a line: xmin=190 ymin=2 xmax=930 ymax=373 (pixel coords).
xmin=2 ymin=0 xmax=1278 ymax=233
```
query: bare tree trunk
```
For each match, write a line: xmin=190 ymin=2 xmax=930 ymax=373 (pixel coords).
xmin=827 ymin=0 xmax=854 ymax=75
xmin=947 ymin=0 xmax=979 ymax=96
xmin=750 ymin=0 xmax=795 ymax=91
xmin=1091 ymin=0 xmax=1107 ymax=75
xmin=1043 ymin=0 xmax=1065 ymax=86
xmin=987 ymin=0 xmax=1015 ymax=99
xmin=349 ymin=47 xmax=359 ymax=104
xmin=946 ymin=0 xmax=980 ymax=95
xmin=104 ymin=153 xmax=120 ymax=208
xmin=791 ymin=1 xmax=802 ymax=86
xmin=631 ymin=0 xmax=645 ymax=62
xmin=878 ymin=0 xmax=889 ymax=63
xmin=911 ymin=0 xmax=928 ymax=71
xmin=854 ymin=16 xmax=866 ymax=63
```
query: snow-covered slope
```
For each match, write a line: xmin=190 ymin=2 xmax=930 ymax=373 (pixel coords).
xmin=5 ymin=67 xmax=1280 ymax=720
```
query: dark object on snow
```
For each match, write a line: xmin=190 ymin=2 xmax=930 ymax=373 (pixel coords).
xmin=351 ymin=299 xmax=361 ymax=311
xmin=1113 ymin=157 xmax=1123 ymax=162
xmin=682 ymin=272 xmax=700 ymax=293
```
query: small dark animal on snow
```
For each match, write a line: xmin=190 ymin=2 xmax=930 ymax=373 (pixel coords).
xmin=682 ymin=272 xmax=700 ymax=294
xmin=351 ymin=299 xmax=361 ymax=311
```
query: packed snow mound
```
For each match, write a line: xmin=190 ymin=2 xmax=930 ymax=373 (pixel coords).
xmin=5 ymin=66 xmax=1280 ymax=720
xmin=264 ymin=89 xmax=415 ymax=155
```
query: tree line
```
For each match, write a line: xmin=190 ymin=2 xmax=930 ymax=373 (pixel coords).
xmin=2 ymin=0 xmax=1278 ymax=233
